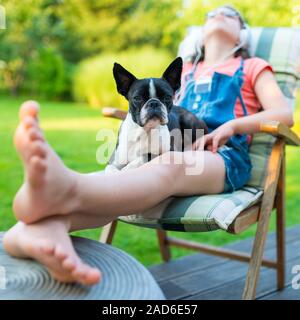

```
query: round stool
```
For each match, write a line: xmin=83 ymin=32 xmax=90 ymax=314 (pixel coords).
xmin=0 ymin=233 xmax=165 ymax=300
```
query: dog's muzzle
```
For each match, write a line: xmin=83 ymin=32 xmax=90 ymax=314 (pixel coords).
xmin=140 ymin=98 xmax=168 ymax=126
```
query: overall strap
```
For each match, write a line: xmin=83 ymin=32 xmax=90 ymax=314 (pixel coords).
xmin=175 ymin=62 xmax=197 ymax=104
xmin=235 ymin=58 xmax=248 ymax=117
xmin=237 ymin=89 xmax=248 ymax=117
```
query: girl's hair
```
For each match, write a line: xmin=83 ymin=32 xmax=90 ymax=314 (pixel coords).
xmin=196 ymin=5 xmax=251 ymax=63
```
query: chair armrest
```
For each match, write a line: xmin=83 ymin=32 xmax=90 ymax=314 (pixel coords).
xmin=259 ymin=120 xmax=300 ymax=146
xmin=102 ymin=107 xmax=127 ymax=120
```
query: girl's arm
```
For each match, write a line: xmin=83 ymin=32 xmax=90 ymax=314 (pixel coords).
xmin=193 ymin=69 xmax=295 ymax=152
xmin=231 ymin=69 xmax=294 ymax=135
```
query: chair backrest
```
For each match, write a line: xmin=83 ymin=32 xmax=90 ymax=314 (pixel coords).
xmin=178 ymin=26 xmax=300 ymax=109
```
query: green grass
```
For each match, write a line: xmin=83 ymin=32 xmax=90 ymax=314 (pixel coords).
xmin=0 ymin=95 xmax=299 ymax=267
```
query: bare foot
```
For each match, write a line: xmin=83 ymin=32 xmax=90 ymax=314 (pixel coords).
xmin=3 ymin=217 xmax=101 ymax=285
xmin=13 ymin=101 xmax=80 ymax=224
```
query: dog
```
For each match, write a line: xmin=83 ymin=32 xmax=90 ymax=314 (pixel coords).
xmin=105 ymin=57 xmax=208 ymax=173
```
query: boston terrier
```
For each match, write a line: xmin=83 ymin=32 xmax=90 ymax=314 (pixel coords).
xmin=105 ymin=57 xmax=208 ymax=173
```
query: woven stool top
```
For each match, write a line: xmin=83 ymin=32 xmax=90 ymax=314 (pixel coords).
xmin=0 ymin=232 xmax=165 ymax=300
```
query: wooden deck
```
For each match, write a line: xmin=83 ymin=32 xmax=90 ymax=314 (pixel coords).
xmin=148 ymin=225 xmax=300 ymax=300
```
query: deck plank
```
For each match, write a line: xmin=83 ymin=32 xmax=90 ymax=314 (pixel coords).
xmin=148 ymin=225 xmax=300 ymax=300
xmin=263 ymin=285 xmax=300 ymax=300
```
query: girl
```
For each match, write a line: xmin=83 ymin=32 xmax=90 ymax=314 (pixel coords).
xmin=3 ymin=5 xmax=293 ymax=285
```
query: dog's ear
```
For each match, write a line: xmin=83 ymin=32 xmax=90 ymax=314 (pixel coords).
xmin=113 ymin=63 xmax=137 ymax=98
xmin=162 ymin=57 xmax=183 ymax=92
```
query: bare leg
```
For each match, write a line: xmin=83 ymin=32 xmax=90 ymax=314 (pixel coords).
xmin=6 ymin=100 xmax=226 ymax=285
xmin=3 ymin=213 xmax=114 ymax=285
xmin=14 ymin=101 xmax=226 ymax=224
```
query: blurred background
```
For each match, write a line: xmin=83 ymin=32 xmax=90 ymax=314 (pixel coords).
xmin=0 ymin=0 xmax=299 ymax=265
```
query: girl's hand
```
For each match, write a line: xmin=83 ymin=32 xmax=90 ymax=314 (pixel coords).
xmin=192 ymin=121 xmax=236 ymax=153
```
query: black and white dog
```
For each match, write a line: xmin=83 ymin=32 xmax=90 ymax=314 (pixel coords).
xmin=105 ymin=57 xmax=208 ymax=173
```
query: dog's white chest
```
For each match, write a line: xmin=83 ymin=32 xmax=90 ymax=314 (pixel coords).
xmin=121 ymin=114 xmax=170 ymax=161
xmin=106 ymin=113 xmax=171 ymax=173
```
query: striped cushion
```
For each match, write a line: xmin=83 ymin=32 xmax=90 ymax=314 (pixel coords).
xmin=250 ymin=27 xmax=300 ymax=109
xmin=119 ymin=186 xmax=263 ymax=232
xmin=118 ymin=27 xmax=298 ymax=232
xmin=247 ymin=133 xmax=276 ymax=188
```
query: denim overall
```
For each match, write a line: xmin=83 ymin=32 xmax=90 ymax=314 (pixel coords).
xmin=178 ymin=58 xmax=252 ymax=192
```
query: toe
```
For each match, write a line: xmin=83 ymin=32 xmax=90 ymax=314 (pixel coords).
xmin=20 ymin=101 xmax=40 ymax=120
xmin=54 ymin=245 xmax=68 ymax=261
xmin=39 ymin=240 xmax=55 ymax=255
xmin=30 ymin=141 xmax=47 ymax=158
xmin=89 ymin=269 xmax=101 ymax=284
xmin=82 ymin=268 xmax=101 ymax=285
xmin=62 ymin=257 xmax=77 ymax=272
xmin=72 ymin=263 xmax=101 ymax=285
xmin=28 ymin=127 xmax=44 ymax=142
xmin=71 ymin=267 xmax=86 ymax=281
xmin=23 ymin=116 xmax=37 ymax=130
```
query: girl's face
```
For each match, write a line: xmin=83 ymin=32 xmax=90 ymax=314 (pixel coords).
xmin=203 ymin=7 xmax=242 ymax=45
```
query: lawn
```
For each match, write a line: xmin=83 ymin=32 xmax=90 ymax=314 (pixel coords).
xmin=0 ymin=95 xmax=299 ymax=266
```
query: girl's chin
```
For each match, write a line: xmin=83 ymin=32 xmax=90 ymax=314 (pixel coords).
xmin=204 ymin=26 xmax=238 ymax=42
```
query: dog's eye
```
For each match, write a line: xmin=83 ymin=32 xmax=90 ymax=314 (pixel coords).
xmin=133 ymin=96 xmax=143 ymax=104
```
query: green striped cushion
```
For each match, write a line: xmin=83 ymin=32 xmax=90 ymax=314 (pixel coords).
xmin=250 ymin=27 xmax=300 ymax=108
xmin=247 ymin=133 xmax=276 ymax=188
xmin=119 ymin=186 xmax=263 ymax=232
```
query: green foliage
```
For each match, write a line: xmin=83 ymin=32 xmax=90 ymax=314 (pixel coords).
xmin=56 ymin=0 xmax=182 ymax=55
xmin=24 ymin=47 xmax=68 ymax=99
xmin=72 ymin=46 xmax=173 ymax=108
xmin=0 ymin=0 xmax=299 ymax=102
xmin=0 ymin=0 xmax=82 ymax=98
xmin=179 ymin=0 xmax=300 ymax=27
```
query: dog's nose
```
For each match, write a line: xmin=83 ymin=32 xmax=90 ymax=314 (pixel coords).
xmin=147 ymin=99 xmax=161 ymax=109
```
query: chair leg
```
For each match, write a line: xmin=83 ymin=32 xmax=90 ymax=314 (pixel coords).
xmin=276 ymin=148 xmax=286 ymax=290
xmin=156 ymin=230 xmax=171 ymax=262
xmin=242 ymin=140 xmax=284 ymax=300
xmin=99 ymin=220 xmax=118 ymax=244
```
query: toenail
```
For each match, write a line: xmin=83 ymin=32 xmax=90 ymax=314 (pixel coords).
xmin=20 ymin=101 xmax=40 ymax=119
xmin=24 ymin=117 xmax=36 ymax=129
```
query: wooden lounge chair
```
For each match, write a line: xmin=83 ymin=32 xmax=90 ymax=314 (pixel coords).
xmin=99 ymin=27 xmax=300 ymax=300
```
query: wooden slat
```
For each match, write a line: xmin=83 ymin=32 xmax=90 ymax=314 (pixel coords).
xmin=102 ymin=107 xmax=127 ymax=120
xmin=276 ymin=147 xmax=286 ymax=290
xmin=166 ymin=236 xmax=277 ymax=268
xmin=243 ymin=139 xmax=285 ymax=299
xmin=227 ymin=204 xmax=261 ymax=234
xmin=99 ymin=220 xmax=118 ymax=244
xmin=260 ymin=120 xmax=300 ymax=146
xmin=156 ymin=230 xmax=171 ymax=262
